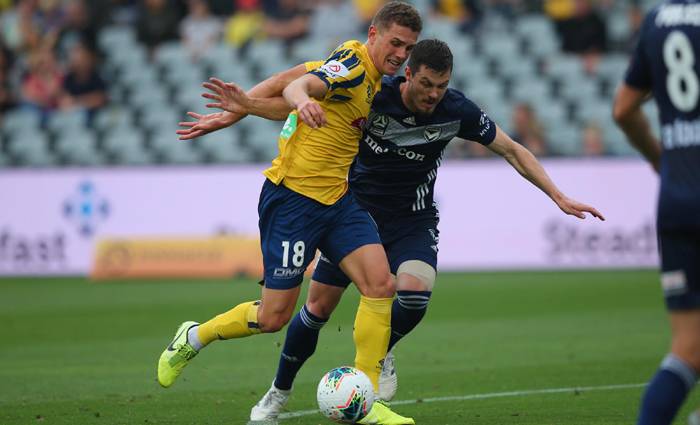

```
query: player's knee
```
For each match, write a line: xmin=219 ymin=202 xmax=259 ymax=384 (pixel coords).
xmin=306 ymin=299 xmax=334 ymax=319
xmin=363 ymin=273 xmax=395 ymax=298
xmin=258 ymin=311 xmax=291 ymax=333
xmin=396 ymin=260 xmax=436 ymax=292
xmin=672 ymin=333 xmax=700 ymax=371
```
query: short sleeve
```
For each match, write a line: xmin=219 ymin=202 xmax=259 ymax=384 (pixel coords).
xmin=624 ymin=12 xmax=653 ymax=90
xmin=307 ymin=43 xmax=367 ymax=92
xmin=456 ymin=96 xmax=496 ymax=145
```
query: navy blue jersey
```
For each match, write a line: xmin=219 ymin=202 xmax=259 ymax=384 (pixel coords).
xmin=625 ymin=0 xmax=700 ymax=229
xmin=349 ymin=76 xmax=496 ymax=217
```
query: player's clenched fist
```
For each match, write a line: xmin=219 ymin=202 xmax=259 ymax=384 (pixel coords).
xmin=297 ymin=99 xmax=327 ymax=129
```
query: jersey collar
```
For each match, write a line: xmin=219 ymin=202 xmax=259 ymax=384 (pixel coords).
xmin=360 ymin=43 xmax=381 ymax=82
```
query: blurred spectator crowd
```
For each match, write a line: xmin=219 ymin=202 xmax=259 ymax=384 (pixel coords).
xmin=0 ymin=0 xmax=658 ymax=167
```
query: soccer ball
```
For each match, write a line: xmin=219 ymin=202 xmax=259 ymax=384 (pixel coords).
xmin=317 ymin=366 xmax=375 ymax=423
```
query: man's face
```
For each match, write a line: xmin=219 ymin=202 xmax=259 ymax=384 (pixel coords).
xmin=367 ymin=23 xmax=418 ymax=75
xmin=405 ymin=65 xmax=451 ymax=115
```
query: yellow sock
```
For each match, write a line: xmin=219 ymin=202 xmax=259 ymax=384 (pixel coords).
xmin=353 ymin=295 xmax=392 ymax=392
xmin=197 ymin=300 xmax=261 ymax=346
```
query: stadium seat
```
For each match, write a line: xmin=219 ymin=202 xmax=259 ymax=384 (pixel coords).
xmin=102 ymin=129 xmax=146 ymax=161
xmin=595 ymin=54 xmax=630 ymax=82
xmin=558 ymin=76 xmax=600 ymax=103
xmin=576 ymin=100 xmax=614 ymax=126
xmin=118 ymin=64 xmax=159 ymax=89
xmin=247 ymin=40 xmax=286 ymax=69
xmin=603 ymin=123 xmax=639 ymax=156
xmin=6 ymin=131 xmax=55 ymax=166
xmin=547 ymin=123 xmax=582 ymax=156
xmin=54 ymin=130 xmax=105 ymax=166
xmin=106 ymin=43 xmax=148 ymax=70
xmin=98 ymin=26 xmax=137 ymax=53
xmin=128 ymin=85 xmax=169 ymax=112
xmin=163 ymin=63 xmax=206 ymax=88
xmin=140 ymin=109 xmax=179 ymax=134
xmin=291 ymin=37 xmax=337 ymax=63
xmin=545 ymin=55 xmax=585 ymax=80
xmin=155 ymin=42 xmax=192 ymax=68
xmin=494 ymin=55 xmax=537 ymax=80
xmin=422 ymin=18 xmax=460 ymax=42
xmin=480 ymin=34 xmax=521 ymax=60
xmin=510 ymin=79 xmax=551 ymax=103
xmin=47 ymin=110 xmax=88 ymax=133
xmin=2 ymin=110 xmax=42 ymax=134
xmin=94 ymin=107 xmax=134 ymax=133
xmin=151 ymin=132 xmax=203 ymax=164
xmin=515 ymin=14 xmax=556 ymax=40
xmin=244 ymin=118 xmax=283 ymax=162
xmin=533 ymin=100 xmax=569 ymax=130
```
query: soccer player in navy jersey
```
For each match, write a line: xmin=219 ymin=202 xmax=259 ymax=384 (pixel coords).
xmin=613 ymin=2 xmax=700 ymax=425
xmin=181 ymin=38 xmax=604 ymax=421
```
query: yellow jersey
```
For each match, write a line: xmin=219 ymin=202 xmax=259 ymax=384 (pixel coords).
xmin=263 ymin=40 xmax=382 ymax=205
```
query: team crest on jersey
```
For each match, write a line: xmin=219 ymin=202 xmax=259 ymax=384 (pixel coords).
xmin=320 ymin=60 xmax=350 ymax=78
xmin=369 ymin=114 xmax=388 ymax=136
xmin=424 ymin=126 xmax=442 ymax=142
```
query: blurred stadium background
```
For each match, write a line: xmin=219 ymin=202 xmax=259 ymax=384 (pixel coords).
xmin=1 ymin=1 xmax=690 ymax=424
xmin=0 ymin=0 xmax=661 ymax=165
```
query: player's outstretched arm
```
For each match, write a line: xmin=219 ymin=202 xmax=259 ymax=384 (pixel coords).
xmin=487 ymin=126 xmax=605 ymax=221
xmin=202 ymin=78 xmax=293 ymax=121
xmin=282 ymin=74 xmax=329 ymax=129
xmin=613 ymin=83 xmax=661 ymax=172
xmin=177 ymin=63 xmax=309 ymax=140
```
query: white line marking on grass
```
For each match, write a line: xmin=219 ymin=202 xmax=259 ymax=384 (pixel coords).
xmin=278 ymin=382 xmax=647 ymax=419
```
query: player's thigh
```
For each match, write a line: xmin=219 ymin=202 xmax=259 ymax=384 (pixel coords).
xmin=306 ymin=277 xmax=346 ymax=319
xmin=339 ymin=244 xmax=394 ymax=298
xmin=659 ymin=228 xmax=700 ymax=310
xmin=259 ymin=285 xmax=302 ymax=332
xmin=319 ymin=195 xmax=392 ymax=298
xmin=384 ymin=217 xmax=439 ymax=292
xmin=660 ymin=228 xmax=700 ymax=368
xmin=258 ymin=179 xmax=326 ymax=290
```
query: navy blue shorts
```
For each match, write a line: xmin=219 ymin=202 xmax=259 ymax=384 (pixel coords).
xmin=258 ymin=179 xmax=381 ymax=289
xmin=660 ymin=228 xmax=700 ymax=310
xmin=313 ymin=213 xmax=439 ymax=288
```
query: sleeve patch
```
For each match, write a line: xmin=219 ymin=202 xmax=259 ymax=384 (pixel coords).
xmin=320 ymin=60 xmax=351 ymax=78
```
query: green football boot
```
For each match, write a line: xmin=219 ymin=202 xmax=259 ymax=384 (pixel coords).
xmin=157 ymin=321 xmax=199 ymax=388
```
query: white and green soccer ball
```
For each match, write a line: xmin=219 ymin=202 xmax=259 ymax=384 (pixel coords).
xmin=317 ymin=366 xmax=375 ymax=423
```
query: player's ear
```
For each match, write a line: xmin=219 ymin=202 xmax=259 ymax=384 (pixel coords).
xmin=367 ymin=25 xmax=378 ymax=44
xmin=405 ymin=65 xmax=413 ymax=80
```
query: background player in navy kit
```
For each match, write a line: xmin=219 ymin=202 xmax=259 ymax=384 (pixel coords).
xmin=197 ymin=39 xmax=604 ymax=420
xmin=613 ymin=2 xmax=700 ymax=425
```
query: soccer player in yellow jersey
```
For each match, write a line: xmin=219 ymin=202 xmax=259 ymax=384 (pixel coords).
xmin=158 ymin=2 xmax=421 ymax=424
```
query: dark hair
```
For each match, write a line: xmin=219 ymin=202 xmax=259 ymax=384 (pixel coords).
xmin=407 ymin=39 xmax=453 ymax=74
xmin=371 ymin=1 xmax=423 ymax=33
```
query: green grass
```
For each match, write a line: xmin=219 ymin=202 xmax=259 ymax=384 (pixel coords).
xmin=1 ymin=270 xmax=698 ymax=424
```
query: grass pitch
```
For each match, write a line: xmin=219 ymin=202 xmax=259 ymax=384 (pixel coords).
xmin=1 ymin=270 xmax=698 ymax=424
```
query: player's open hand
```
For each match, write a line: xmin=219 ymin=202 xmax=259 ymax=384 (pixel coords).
xmin=297 ymin=99 xmax=326 ymax=129
xmin=556 ymin=196 xmax=605 ymax=221
xmin=176 ymin=111 xmax=235 ymax=140
xmin=202 ymin=78 xmax=250 ymax=115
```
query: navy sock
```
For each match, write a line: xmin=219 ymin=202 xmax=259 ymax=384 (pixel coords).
xmin=388 ymin=290 xmax=431 ymax=351
xmin=274 ymin=305 xmax=327 ymax=391
xmin=637 ymin=354 xmax=698 ymax=425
